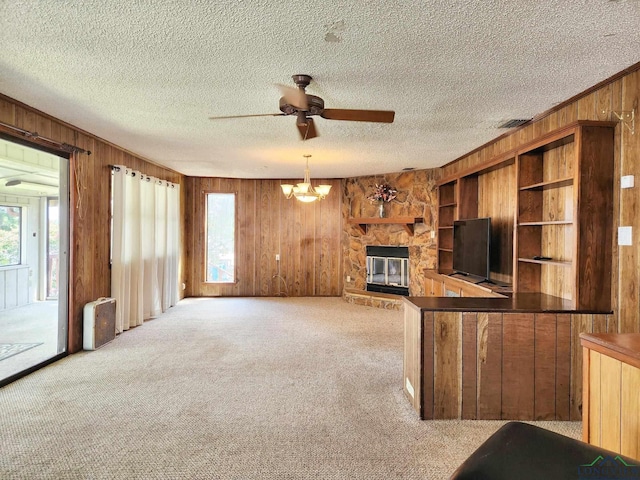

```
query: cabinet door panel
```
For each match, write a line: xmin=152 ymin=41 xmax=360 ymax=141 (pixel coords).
xmin=621 ymin=363 xmax=640 ymax=459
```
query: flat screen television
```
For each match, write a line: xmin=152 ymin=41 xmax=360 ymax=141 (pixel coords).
xmin=453 ymin=217 xmax=491 ymax=283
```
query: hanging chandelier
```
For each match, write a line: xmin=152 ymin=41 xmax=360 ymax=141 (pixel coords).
xmin=280 ymin=155 xmax=332 ymax=203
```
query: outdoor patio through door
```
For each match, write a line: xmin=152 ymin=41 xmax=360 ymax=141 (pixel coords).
xmin=0 ymin=138 xmax=69 ymax=384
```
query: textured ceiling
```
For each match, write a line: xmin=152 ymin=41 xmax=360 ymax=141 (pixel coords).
xmin=1 ymin=1 xmax=639 ymax=179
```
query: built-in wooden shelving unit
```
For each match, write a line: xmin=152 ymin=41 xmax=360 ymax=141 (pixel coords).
xmin=348 ymin=217 xmax=424 ymax=235
xmin=435 ymin=120 xmax=616 ymax=311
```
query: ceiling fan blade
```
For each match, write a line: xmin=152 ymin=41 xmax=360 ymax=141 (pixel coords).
xmin=276 ymin=84 xmax=309 ymax=110
xmin=320 ymin=109 xmax=395 ymax=123
xmin=297 ymin=118 xmax=318 ymax=140
xmin=208 ymin=113 xmax=285 ymax=120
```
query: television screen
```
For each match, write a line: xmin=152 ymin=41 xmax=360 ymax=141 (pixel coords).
xmin=453 ymin=217 xmax=491 ymax=282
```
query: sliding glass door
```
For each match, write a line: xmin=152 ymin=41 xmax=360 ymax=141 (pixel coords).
xmin=0 ymin=139 xmax=69 ymax=384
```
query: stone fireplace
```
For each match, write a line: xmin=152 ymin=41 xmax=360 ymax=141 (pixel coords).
xmin=343 ymin=169 xmax=440 ymax=302
xmin=366 ymin=246 xmax=409 ymax=296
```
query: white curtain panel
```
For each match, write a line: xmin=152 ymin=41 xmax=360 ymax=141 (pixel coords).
xmin=111 ymin=166 xmax=180 ymax=333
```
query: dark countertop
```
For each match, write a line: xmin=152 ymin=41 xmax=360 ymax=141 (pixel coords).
xmin=404 ymin=293 xmax=612 ymax=314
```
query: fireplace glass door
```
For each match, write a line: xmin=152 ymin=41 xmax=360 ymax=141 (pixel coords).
xmin=366 ymin=256 xmax=408 ymax=289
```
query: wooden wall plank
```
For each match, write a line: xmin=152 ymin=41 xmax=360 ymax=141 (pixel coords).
xmin=0 ymin=96 xmax=16 ymax=123
xmin=329 ymin=180 xmax=344 ymax=295
xmin=477 ymin=312 xmax=502 ymax=419
xmin=555 ymin=313 xmax=571 ymax=420
xmin=608 ymin=78 xmax=623 ymax=333
xmin=262 ymin=180 xmax=276 ymax=295
xmin=618 ymin=70 xmax=640 ymax=333
xmin=293 ymin=197 xmax=304 ymax=296
xmin=237 ymin=180 xmax=255 ymax=295
xmin=582 ymin=346 xmax=591 ymax=442
xmin=317 ymin=195 xmax=330 ymax=295
xmin=534 ymin=313 xmax=557 ymax=420
xmin=281 ymin=185 xmax=294 ymax=296
xmin=577 ymin=91 xmax=599 ymax=120
xmin=589 ymin=350 xmax=602 ymax=446
xmin=303 ymin=198 xmax=316 ymax=295
xmin=600 ymin=355 xmax=622 ymax=452
xmin=92 ymin=143 xmax=112 ymax=300
xmin=461 ymin=312 xmax=478 ymax=419
xmin=403 ymin=304 xmax=422 ymax=414
xmin=183 ymin=177 xmax=195 ymax=296
xmin=570 ymin=314 xmax=593 ymax=420
xmin=501 ymin=313 xmax=535 ymax=419
xmin=621 ymin=363 xmax=640 ymax=459
xmin=422 ymin=311 xmax=435 ymax=420
xmin=557 ymin=103 xmax=578 ymax=127
xmin=433 ymin=311 xmax=462 ymax=419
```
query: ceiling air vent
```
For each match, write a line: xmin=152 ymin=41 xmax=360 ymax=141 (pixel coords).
xmin=497 ymin=119 xmax=531 ymax=129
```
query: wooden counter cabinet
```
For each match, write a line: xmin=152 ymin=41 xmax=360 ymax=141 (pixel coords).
xmin=581 ymin=333 xmax=640 ymax=459
xmin=404 ymin=294 xmax=611 ymax=421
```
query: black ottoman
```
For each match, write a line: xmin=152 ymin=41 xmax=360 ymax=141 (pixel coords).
xmin=450 ymin=421 xmax=639 ymax=479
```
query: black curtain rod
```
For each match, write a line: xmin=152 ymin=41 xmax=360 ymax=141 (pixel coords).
xmin=110 ymin=165 xmax=175 ymax=187
xmin=0 ymin=120 xmax=91 ymax=155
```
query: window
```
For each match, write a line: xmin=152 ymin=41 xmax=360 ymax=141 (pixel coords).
xmin=0 ymin=206 xmax=22 ymax=266
xmin=0 ymin=205 xmax=22 ymax=267
xmin=205 ymin=193 xmax=235 ymax=283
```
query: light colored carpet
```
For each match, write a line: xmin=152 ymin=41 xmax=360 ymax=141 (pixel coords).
xmin=0 ymin=297 xmax=581 ymax=479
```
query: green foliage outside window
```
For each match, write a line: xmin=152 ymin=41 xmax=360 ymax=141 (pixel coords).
xmin=0 ymin=206 xmax=21 ymax=266
xmin=206 ymin=193 xmax=235 ymax=283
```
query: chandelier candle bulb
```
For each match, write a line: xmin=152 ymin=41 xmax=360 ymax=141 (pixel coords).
xmin=316 ymin=185 xmax=332 ymax=195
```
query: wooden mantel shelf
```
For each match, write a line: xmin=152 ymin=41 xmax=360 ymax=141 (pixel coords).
xmin=348 ymin=217 xmax=424 ymax=235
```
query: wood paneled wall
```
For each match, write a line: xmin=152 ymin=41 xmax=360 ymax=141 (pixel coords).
xmin=0 ymin=94 xmax=185 ymax=353
xmin=477 ymin=164 xmax=515 ymax=283
xmin=183 ymin=176 xmax=343 ymax=297
xmin=442 ymin=64 xmax=640 ymax=333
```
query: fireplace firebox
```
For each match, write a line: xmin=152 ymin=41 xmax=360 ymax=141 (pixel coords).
xmin=365 ymin=246 xmax=409 ymax=296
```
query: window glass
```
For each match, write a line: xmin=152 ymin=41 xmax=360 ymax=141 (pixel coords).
xmin=205 ymin=193 xmax=235 ymax=283
xmin=0 ymin=206 xmax=21 ymax=266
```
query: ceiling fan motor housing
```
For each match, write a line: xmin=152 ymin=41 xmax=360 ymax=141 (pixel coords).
xmin=279 ymin=94 xmax=324 ymax=116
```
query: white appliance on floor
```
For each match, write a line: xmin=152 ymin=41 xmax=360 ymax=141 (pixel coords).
xmin=83 ymin=297 xmax=116 ymax=350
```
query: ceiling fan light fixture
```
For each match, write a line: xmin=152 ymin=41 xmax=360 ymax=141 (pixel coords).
xmin=5 ymin=179 xmax=58 ymax=194
xmin=210 ymin=74 xmax=394 ymax=142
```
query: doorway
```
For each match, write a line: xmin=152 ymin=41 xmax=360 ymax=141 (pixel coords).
xmin=0 ymin=138 xmax=69 ymax=383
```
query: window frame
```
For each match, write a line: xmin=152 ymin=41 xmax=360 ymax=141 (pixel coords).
xmin=0 ymin=204 xmax=24 ymax=267
xmin=204 ymin=191 xmax=237 ymax=284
